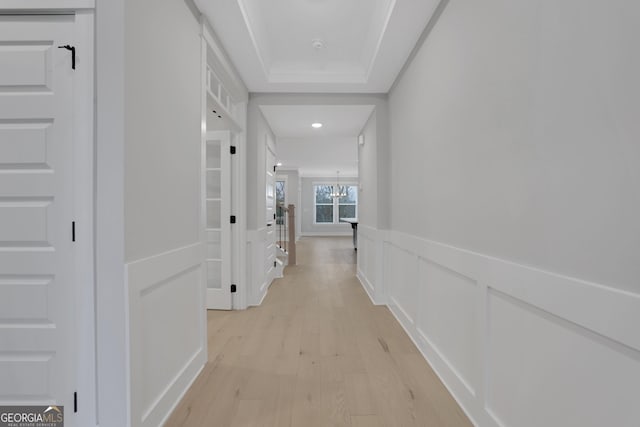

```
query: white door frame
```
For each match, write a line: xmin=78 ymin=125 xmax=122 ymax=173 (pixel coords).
xmin=71 ymin=11 xmax=97 ymax=427
xmin=200 ymin=22 xmax=248 ymax=310
xmin=230 ymin=120 xmax=248 ymax=310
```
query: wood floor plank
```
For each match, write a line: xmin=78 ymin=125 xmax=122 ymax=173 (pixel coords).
xmin=290 ymin=377 xmax=323 ymax=427
xmin=164 ymin=237 xmax=471 ymax=427
xmin=351 ymin=414 xmax=383 ymax=427
xmin=344 ymin=372 xmax=377 ymax=416
xmin=229 ymin=400 xmax=262 ymax=427
xmin=259 ymin=374 xmax=295 ymax=427
xmin=321 ymin=380 xmax=350 ymax=427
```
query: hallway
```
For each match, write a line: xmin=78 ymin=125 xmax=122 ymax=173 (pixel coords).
xmin=165 ymin=237 xmax=471 ymax=426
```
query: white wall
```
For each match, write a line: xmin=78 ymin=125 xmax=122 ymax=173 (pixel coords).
xmin=123 ymin=1 xmax=206 ymax=426
xmin=357 ymin=110 xmax=377 ymax=228
xmin=363 ymin=1 xmax=640 ymax=426
xmin=300 ymin=176 xmax=358 ymax=236
xmin=275 ymin=169 xmax=301 ymax=238
xmin=277 ymin=136 xmax=359 ymax=177
xmin=390 ymin=0 xmax=640 ymax=293
xmin=356 ymin=110 xmax=386 ymax=305
xmin=246 ymin=105 xmax=276 ymax=230
xmin=95 ymin=0 xmax=128 ymax=425
xmin=124 ymin=0 xmax=201 ymax=262
xmin=246 ymin=105 xmax=277 ymax=305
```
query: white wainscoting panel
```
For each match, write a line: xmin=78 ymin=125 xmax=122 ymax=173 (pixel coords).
xmin=247 ymin=228 xmax=273 ymax=306
xmin=358 ymin=230 xmax=640 ymax=427
xmin=126 ymin=243 xmax=207 ymax=427
xmin=356 ymin=225 xmax=387 ymax=305
xmin=486 ymin=289 xmax=640 ymax=427
xmin=386 ymin=242 xmax=418 ymax=330
xmin=417 ymin=258 xmax=477 ymax=397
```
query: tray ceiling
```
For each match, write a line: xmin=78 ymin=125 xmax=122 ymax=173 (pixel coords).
xmin=195 ymin=0 xmax=440 ymax=92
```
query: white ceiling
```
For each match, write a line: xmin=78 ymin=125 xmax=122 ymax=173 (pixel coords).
xmin=194 ymin=0 xmax=439 ymax=175
xmin=260 ymin=105 xmax=375 ymax=138
xmin=277 ymin=137 xmax=358 ymax=177
xmin=195 ymin=0 xmax=440 ymax=92
xmin=260 ymin=104 xmax=374 ymax=176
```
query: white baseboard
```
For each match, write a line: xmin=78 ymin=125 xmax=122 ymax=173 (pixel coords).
xmin=374 ymin=230 xmax=640 ymax=427
xmin=126 ymin=243 xmax=207 ymax=427
xmin=156 ymin=362 xmax=205 ymax=427
xmin=357 ymin=272 xmax=381 ymax=305
xmin=255 ymin=280 xmax=270 ymax=306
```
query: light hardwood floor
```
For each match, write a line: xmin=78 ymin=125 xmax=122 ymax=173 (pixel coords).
xmin=165 ymin=237 xmax=471 ymax=427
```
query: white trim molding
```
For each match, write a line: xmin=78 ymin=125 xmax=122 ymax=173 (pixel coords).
xmin=126 ymin=243 xmax=207 ymax=427
xmin=201 ymin=16 xmax=248 ymax=103
xmin=357 ymin=229 xmax=640 ymax=427
xmin=72 ymin=10 xmax=97 ymax=427
xmin=0 ymin=0 xmax=95 ymax=9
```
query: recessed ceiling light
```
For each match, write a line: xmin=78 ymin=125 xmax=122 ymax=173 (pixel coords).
xmin=311 ymin=122 xmax=323 ymax=129
xmin=311 ymin=38 xmax=326 ymax=50
xmin=276 ymin=162 xmax=283 ymax=167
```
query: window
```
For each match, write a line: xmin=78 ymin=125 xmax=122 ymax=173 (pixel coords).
xmin=338 ymin=186 xmax=357 ymax=219
xmin=314 ymin=184 xmax=357 ymax=224
xmin=315 ymin=184 xmax=334 ymax=223
xmin=275 ymin=179 xmax=286 ymax=225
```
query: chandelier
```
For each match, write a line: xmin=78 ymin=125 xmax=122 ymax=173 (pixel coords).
xmin=330 ymin=171 xmax=347 ymax=198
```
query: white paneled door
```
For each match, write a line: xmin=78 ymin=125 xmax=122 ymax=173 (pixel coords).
xmin=204 ymin=131 xmax=232 ymax=309
xmin=265 ymin=145 xmax=276 ymax=280
xmin=0 ymin=14 xmax=77 ymax=418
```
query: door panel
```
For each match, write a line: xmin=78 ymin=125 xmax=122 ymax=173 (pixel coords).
xmin=0 ymin=14 xmax=76 ymax=415
xmin=265 ymin=145 xmax=276 ymax=280
xmin=204 ymin=131 xmax=231 ymax=309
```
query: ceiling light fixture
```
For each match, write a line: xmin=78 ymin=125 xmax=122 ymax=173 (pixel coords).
xmin=311 ymin=38 xmax=326 ymax=50
xmin=276 ymin=162 xmax=283 ymax=167
xmin=311 ymin=122 xmax=323 ymax=129
xmin=330 ymin=171 xmax=347 ymax=198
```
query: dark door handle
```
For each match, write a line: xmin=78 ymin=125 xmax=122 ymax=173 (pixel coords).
xmin=58 ymin=45 xmax=76 ymax=69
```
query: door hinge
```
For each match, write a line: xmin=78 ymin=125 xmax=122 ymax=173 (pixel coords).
xmin=230 ymin=145 xmax=236 ymax=155
xmin=74 ymin=391 xmax=78 ymax=413
xmin=72 ymin=221 xmax=76 ymax=242
xmin=273 ymin=165 xmax=276 ymax=172
xmin=230 ymin=215 xmax=236 ymax=224
xmin=273 ymin=260 xmax=277 ymax=268
xmin=273 ymin=213 xmax=276 ymax=220
xmin=58 ymin=45 xmax=76 ymax=70
xmin=230 ymin=284 xmax=237 ymax=293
